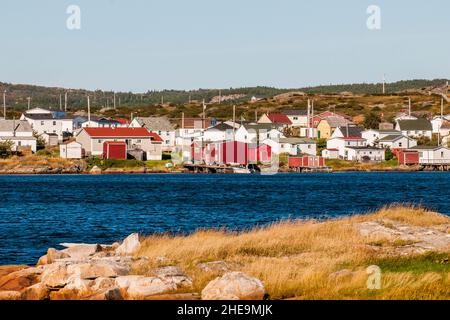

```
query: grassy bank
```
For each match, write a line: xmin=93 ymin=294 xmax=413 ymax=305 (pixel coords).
xmin=325 ymin=159 xmax=418 ymax=172
xmin=135 ymin=206 xmax=450 ymax=300
xmin=0 ymin=155 xmax=81 ymax=171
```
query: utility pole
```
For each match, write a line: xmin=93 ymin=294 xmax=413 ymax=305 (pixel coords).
xmin=439 ymin=98 xmax=444 ymax=146
xmin=408 ymin=98 xmax=412 ymax=117
xmin=382 ymin=74 xmax=386 ymax=95
xmin=59 ymin=94 xmax=63 ymax=111
xmin=219 ymin=90 xmax=222 ymax=104
xmin=87 ymin=95 xmax=91 ymax=123
xmin=64 ymin=92 xmax=68 ymax=112
xmin=27 ymin=97 xmax=31 ymax=110
xmin=113 ymin=92 xmax=116 ymax=110
xmin=3 ymin=90 xmax=6 ymax=120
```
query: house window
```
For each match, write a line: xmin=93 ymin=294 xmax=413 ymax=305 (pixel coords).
xmin=136 ymin=139 xmax=142 ymax=143
xmin=18 ymin=141 xmax=22 ymax=146
xmin=98 ymin=140 xmax=102 ymax=144
xmin=293 ymin=117 xmax=298 ymax=120
xmin=441 ymin=152 xmax=444 ymax=158
xmin=399 ymin=142 xmax=403 ymax=147
xmin=53 ymin=121 xmax=56 ymax=126
xmin=41 ymin=121 xmax=44 ymax=125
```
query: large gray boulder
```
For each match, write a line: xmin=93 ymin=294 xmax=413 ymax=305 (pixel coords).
xmin=201 ymin=272 xmax=265 ymax=300
xmin=115 ymin=275 xmax=177 ymax=299
xmin=116 ymin=233 xmax=141 ymax=256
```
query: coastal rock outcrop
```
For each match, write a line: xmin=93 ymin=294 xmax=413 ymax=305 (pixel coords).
xmin=201 ymin=272 xmax=266 ymax=300
xmin=0 ymin=235 xmax=265 ymax=301
xmin=116 ymin=233 xmax=141 ymax=256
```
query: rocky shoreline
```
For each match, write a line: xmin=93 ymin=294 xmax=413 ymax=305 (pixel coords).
xmin=0 ymin=234 xmax=265 ymax=301
xmin=0 ymin=165 xmax=423 ymax=175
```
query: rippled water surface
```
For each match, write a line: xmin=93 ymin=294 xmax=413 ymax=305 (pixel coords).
xmin=1 ymin=172 xmax=449 ymax=265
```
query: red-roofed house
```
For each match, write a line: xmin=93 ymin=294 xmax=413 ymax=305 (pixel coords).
xmin=258 ymin=113 xmax=292 ymax=127
xmin=113 ymin=118 xmax=131 ymax=127
xmin=75 ymin=127 xmax=163 ymax=160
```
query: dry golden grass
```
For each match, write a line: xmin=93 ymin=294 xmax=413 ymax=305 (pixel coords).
xmin=135 ymin=206 xmax=450 ymax=300
xmin=0 ymin=155 xmax=79 ymax=170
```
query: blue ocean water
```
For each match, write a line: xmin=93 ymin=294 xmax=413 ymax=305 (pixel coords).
xmin=0 ymin=172 xmax=449 ymax=265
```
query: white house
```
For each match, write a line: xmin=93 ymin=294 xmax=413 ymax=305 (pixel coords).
xmin=60 ymin=141 xmax=83 ymax=159
xmin=361 ymin=129 xmax=401 ymax=146
xmin=0 ymin=120 xmax=37 ymax=153
xmin=409 ymin=146 xmax=450 ymax=164
xmin=175 ymin=118 xmax=212 ymax=147
xmin=21 ymin=108 xmax=74 ymax=141
xmin=282 ymin=110 xmax=308 ymax=127
xmin=235 ymin=124 xmax=284 ymax=145
xmin=322 ymin=148 xmax=339 ymax=159
xmin=395 ymin=119 xmax=433 ymax=139
xmin=345 ymin=146 xmax=386 ymax=162
xmin=75 ymin=127 xmax=163 ymax=160
xmin=326 ymin=137 xmax=383 ymax=161
xmin=130 ymin=116 xmax=176 ymax=152
xmin=199 ymin=122 xmax=235 ymax=143
xmin=378 ymin=135 xmax=417 ymax=150
xmin=277 ymin=138 xmax=317 ymax=156
xmin=430 ymin=116 xmax=449 ymax=134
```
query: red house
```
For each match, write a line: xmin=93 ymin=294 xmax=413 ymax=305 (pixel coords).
xmin=103 ymin=141 xmax=127 ymax=160
xmin=397 ymin=149 xmax=419 ymax=165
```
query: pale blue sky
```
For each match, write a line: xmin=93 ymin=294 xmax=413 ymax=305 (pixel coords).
xmin=1 ymin=0 xmax=449 ymax=92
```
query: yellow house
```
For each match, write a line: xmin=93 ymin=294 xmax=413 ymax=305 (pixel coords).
xmin=317 ymin=116 xmax=352 ymax=139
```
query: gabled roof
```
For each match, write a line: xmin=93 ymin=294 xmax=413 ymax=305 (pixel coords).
xmin=336 ymin=126 xmax=363 ymax=138
xmin=23 ymin=113 xmax=55 ymax=120
xmin=135 ymin=116 xmax=175 ymax=131
xmin=207 ymin=122 xmax=235 ymax=131
xmin=440 ymin=121 xmax=450 ymax=129
xmin=397 ymin=119 xmax=432 ymax=131
xmin=82 ymin=127 xmax=162 ymax=141
xmin=378 ymin=134 xmax=404 ymax=142
xmin=266 ymin=114 xmax=292 ymax=125
xmin=321 ymin=116 xmax=352 ymax=128
xmin=113 ymin=118 xmax=130 ymax=125
xmin=0 ymin=120 xmax=33 ymax=133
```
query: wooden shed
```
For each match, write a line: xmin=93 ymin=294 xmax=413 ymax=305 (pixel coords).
xmin=103 ymin=141 xmax=127 ymax=160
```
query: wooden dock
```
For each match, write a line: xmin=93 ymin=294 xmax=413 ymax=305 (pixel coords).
xmin=184 ymin=164 xmax=235 ymax=174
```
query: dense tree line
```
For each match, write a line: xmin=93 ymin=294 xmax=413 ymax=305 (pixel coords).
xmin=0 ymin=79 xmax=447 ymax=112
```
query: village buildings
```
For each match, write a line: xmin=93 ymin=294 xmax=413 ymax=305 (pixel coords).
xmin=20 ymin=108 xmax=74 ymax=142
xmin=395 ymin=119 xmax=433 ymax=139
xmin=75 ymin=127 xmax=163 ymax=160
xmin=130 ymin=116 xmax=176 ymax=151
xmin=0 ymin=119 xmax=37 ymax=153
